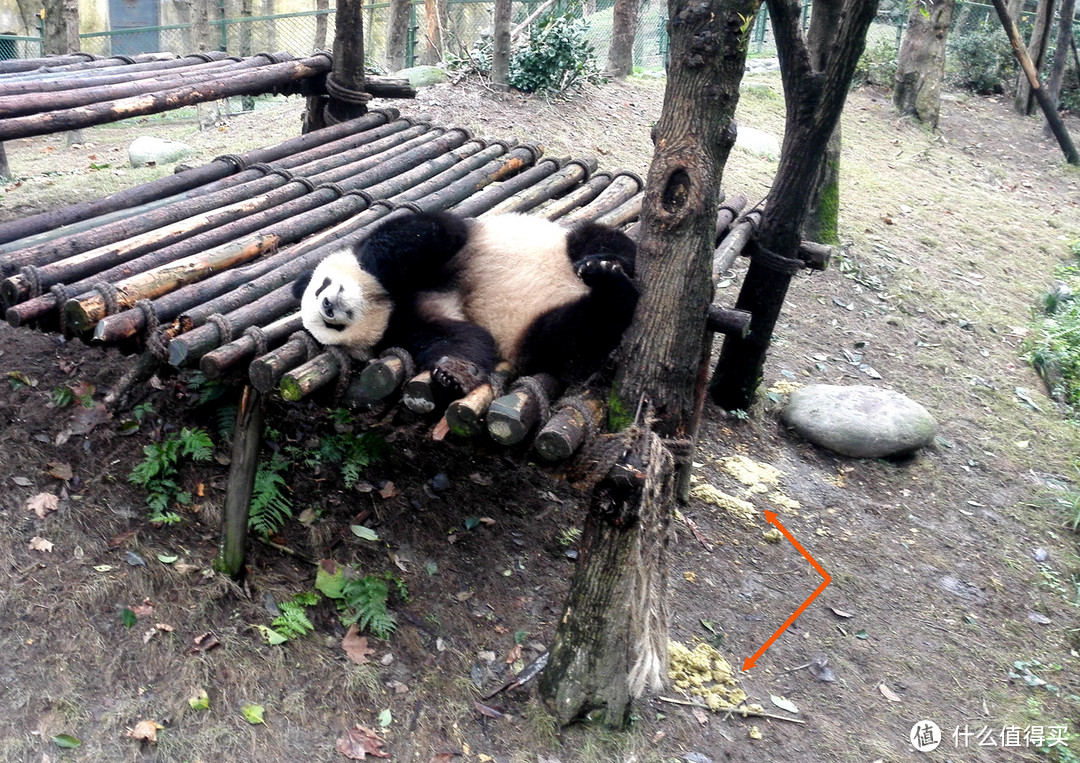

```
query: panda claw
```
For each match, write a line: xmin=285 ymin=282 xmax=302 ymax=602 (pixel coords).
xmin=432 ymin=356 xmax=486 ymax=398
xmin=575 ymin=257 xmax=626 ymax=286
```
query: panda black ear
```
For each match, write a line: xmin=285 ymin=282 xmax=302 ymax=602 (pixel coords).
xmin=292 ymin=270 xmax=313 ymax=300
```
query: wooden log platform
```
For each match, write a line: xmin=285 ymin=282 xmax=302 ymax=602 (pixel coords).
xmin=0 ymin=108 xmax=762 ymax=462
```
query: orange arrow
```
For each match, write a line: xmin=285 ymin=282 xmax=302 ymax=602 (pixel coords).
xmin=742 ymin=510 xmax=831 ymax=671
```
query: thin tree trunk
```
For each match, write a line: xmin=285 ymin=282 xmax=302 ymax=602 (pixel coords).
xmin=41 ymin=0 xmax=83 ymax=145
xmin=326 ymin=0 xmax=368 ymax=124
xmin=315 ymin=0 xmax=330 ymax=50
xmin=1015 ymin=0 xmax=1055 ymax=114
xmin=711 ymin=0 xmax=880 ymax=410
xmin=606 ymin=0 xmax=640 ymax=77
xmin=386 ymin=0 xmax=411 ymax=71
xmin=803 ymin=0 xmax=843 ymax=244
xmin=893 ymin=0 xmax=955 ymax=128
xmin=423 ymin=0 xmax=450 ymax=64
xmin=193 ymin=0 xmax=220 ymax=128
xmin=491 ymin=0 xmax=511 ymax=87
xmin=539 ymin=0 xmax=757 ymax=727
xmin=1043 ymin=0 xmax=1077 ymax=135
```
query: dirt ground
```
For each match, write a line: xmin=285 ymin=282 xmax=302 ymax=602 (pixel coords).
xmin=1 ymin=72 xmax=1079 ymax=763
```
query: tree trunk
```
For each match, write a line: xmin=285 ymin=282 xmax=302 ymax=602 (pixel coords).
xmin=491 ymin=0 xmax=512 ymax=87
xmin=316 ymin=0 xmax=330 ymax=50
xmin=1015 ymin=0 xmax=1055 ymax=114
xmin=893 ymin=0 xmax=955 ymax=127
xmin=1043 ymin=0 xmax=1077 ymax=134
xmin=803 ymin=0 xmax=843 ymax=244
xmin=539 ymin=0 xmax=757 ymax=727
xmin=325 ymin=0 xmax=368 ymax=124
xmin=41 ymin=0 xmax=83 ymax=145
xmin=711 ymin=0 xmax=879 ymax=410
xmin=193 ymin=0 xmax=220 ymax=128
xmin=423 ymin=0 xmax=450 ymax=64
xmin=386 ymin=0 xmax=411 ymax=71
xmin=606 ymin=0 xmax=641 ymax=78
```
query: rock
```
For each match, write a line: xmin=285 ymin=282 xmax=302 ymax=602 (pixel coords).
xmin=393 ymin=65 xmax=449 ymax=87
xmin=128 ymin=136 xmax=195 ymax=168
xmin=734 ymin=125 xmax=780 ymax=159
xmin=782 ymin=384 xmax=938 ymax=458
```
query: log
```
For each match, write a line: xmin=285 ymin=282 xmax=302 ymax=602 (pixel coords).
xmin=480 ymin=158 xmax=598 ymax=217
xmin=357 ymin=354 xmax=410 ymax=399
xmin=402 ymin=372 xmax=438 ymax=413
xmin=534 ymin=391 xmax=605 ymax=462
xmin=714 ymin=194 xmax=748 ymax=244
xmin=249 ymin=332 xmax=319 ymax=392
xmin=560 ymin=172 xmax=644 ymax=225
xmin=0 ymin=109 xmax=398 ymax=247
xmin=712 ymin=209 xmax=761 ymax=282
xmin=444 ymin=363 xmax=514 ymax=436
xmin=91 ymin=192 xmax=371 ymax=342
xmin=451 ymin=157 xmax=566 ymax=217
xmin=359 ymin=75 xmax=415 ymax=99
xmin=798 ymin=241 xmax=832 ymax=271
xmin=199 ymin=313 xmax=303 ymax=378
xmin=0 ymin=51 xmax=178 ymax=76
xmin=533 ymin=172 xmax=614 ymax=221
xmin=410 ymin=145 xmax=543 ymax=212
xmin=706 ymin=305 xmax=751 ymax=338
xmin=0 ymin=55 xmax=243 ymax=97
xmin=0 ymin=54 xmax=334 ymax=142
xmin=280 ymin=351 xmax=342 ymax=401
xmin=594 ymin=191 xmax=642 ymax=228
xmin=0 ymin=54 xmax=282 ymax=118
xmin=365 ymin=140 xmax=507 ymax=203
xmin=65 ymin=232 xmax=285 ymax=334
xmin=486 ymin=373 xmax=561 ymax=446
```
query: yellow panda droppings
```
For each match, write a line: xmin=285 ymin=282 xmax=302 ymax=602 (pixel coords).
xmin=668 ymin=641 xmax=747 ymax=711
xmin=719 ymin=455 xmax=783 ymax=488
xmin=689 ymin=484 xmax=757 ymax=528
xmin=767 ymin=491 xmax=801 ymax=511
xmin=767 ymin=380 xmax=802 ymax=396
xmin=749 ymin=725 xmax=763 ymax=740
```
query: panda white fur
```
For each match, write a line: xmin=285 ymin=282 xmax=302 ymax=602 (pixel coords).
xmin=294 ymin=210 xmax=638 ymax=396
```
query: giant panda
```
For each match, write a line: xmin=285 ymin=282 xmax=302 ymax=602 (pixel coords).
xmin=293 ymin=210 xmax=638 ymax=397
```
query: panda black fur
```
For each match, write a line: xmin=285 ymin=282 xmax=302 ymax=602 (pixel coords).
xmin=294 ymin=210 xmax=638 ymax=395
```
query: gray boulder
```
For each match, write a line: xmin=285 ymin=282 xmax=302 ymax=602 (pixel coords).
xmin=782 ymin=384 xmax=938 ymax=459
xmin=393 ymin=65 xmax=449 ymax=87
xmin=734 ymin=125 xmax=780 ymax=160
xmin=128 ymin=136 xmax=195 ymax=168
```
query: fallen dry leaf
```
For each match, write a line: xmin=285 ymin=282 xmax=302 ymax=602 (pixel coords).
xmin=692 ymin=707 xmax=710 ymax=726
xmin=336 ymin=724 xmax=391 ymax=759
xmin=473 ymin=700 xmax=505 ymax=719
xmin=192 ymin=632 xmax=220 ymax=652
xmin=107 ymin=531 xmax=136 ymax=549
xmin=504 ymin=644 xmax=522 ymax=664
xmin=127 ymin=719 xmax=163 ymax=743
xmin=378 ymin=481 xmax=399 ymax=499
xmin=132 ymin=598 xmax=155 ymax=618
xmin=29 ymin=536 xmax=54 ymax=553
xmin=69 ymin=402 xmax=111 ymax=435
xmin=47 ymin=462 xmax=73 ymax=481
xmin=27 ymin=492 xmax=59 ymax=519
xmin=342 ymin=626 xmax=376 ymax=665
xmin=878 ymin=682 xmax=902 ymax=702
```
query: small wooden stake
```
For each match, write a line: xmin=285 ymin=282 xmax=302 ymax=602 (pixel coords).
xmin=213 ymin=385 xmax=265 ymax=580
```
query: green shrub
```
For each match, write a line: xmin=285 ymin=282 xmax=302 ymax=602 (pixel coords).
xmin=946 ymin=22 xmax=1017 ymax=93
xmin=853 ymin=37 xmax=898 ymax=87
xmin=1028 ymin=242 xmax=1080 ymax=409
xmin=509 ymin=11 xmax=604 ymax=95
xmin=128 ymin=427 xmax=214 ymax=524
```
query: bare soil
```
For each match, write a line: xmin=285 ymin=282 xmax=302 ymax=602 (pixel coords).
xmin=1 ymin=75 xmax=1079 ymax=763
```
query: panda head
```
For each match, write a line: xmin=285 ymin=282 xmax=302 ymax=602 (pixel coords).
xmin=296 ymin=249 xmax=393 ymax=361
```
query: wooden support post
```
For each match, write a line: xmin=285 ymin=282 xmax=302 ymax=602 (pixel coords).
xmin=213 ymin=385 xmax=264 ymax=580
xmin=486 ymin=373 xmax=561 ymax=446
xmin=534 ymin=391 xmax=605 ymax=462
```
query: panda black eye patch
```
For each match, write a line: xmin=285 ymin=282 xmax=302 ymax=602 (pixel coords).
xmin=314 ymin=277 xmax=332 ymax=297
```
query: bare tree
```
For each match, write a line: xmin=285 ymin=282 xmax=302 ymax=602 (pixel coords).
xmin=893 ymin=0 xmax=956 ymax=128
xmin=711 ymin=0 xmax=879 ymax=410
xmin=491 ymin=0 xmax=512 ymax=87
xmin=539 ymin=0 xmax=758 ymax=726
xmin=804 ymin=0 xmax=843 ymax=244
xmin=606 ymin=0 xmax=641 ymax=77
xmin=1043 ymin=0 xmax=1077 ymax=134
xmin=41 ymin=0 xmax=82 ymax=145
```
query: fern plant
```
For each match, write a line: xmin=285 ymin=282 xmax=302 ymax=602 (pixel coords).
xmin=318 ymin=431 xmax=386 ymax=489
xmin=340 ymin=576 xmax=397 ymax=639
xmin=128 ymin=427 xmax=214 ymax=524
xmin=248 ymin=456 xmax=293 ymax=537
xmin=271 ymin=600 xmax=315 ymax=639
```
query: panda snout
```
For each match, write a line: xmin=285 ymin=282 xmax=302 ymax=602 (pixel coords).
xmin=322 ymin=296 xmax=335 ymax=318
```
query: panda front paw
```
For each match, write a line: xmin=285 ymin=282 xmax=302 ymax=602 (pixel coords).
xmin=575 ymin=256 xmax=629 ymax=287
xmin=431 ymin=356 xmax=486 ymax=399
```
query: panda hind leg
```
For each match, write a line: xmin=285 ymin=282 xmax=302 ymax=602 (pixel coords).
xmin=409 ymin=320 xmax=498 ymax=398
xmin=565 ymin=221 xmax=637 ymax=277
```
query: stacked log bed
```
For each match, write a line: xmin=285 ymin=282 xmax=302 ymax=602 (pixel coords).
xmin=0 ymin=51 xmax=414 ymax=142
xmin=0 ymin=109 xmax=649 ymax=461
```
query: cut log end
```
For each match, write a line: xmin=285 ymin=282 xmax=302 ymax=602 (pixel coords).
xmin=359 ymin=356 xmax=407 ymax=400
xmin=402 ymin=372 xmax=437 ymax=414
